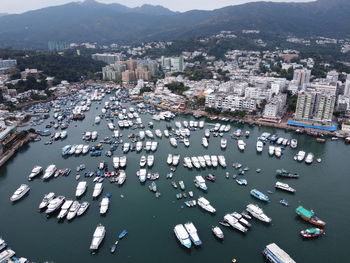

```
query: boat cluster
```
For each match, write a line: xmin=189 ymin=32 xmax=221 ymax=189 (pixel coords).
xmin=183 ymin=155 xmax=226 ymax=169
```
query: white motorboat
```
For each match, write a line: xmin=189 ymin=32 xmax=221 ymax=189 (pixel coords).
xmin=202 ymin=137 xmax=209 ymax=148
xmin=117 ymin=170 xmax=126 ymax=185
xmin=67 ymin=201 xmax=80 ymax=220
xmin=123 ymin=143 xmax=130 ymax=153
xmin=199 ymin=121 xmax=205 ymax=129
xmin=99 ymin=197 xmax=109 ymax=215
xmin=77 ymin=201 xmax=90 ymax=216
xmin=268 ymin=145 xmax=275 ymax=156
xmin=138 ymin=169 xmax=147 ymax=183
xmin=218 ymin=155 xmax=226 ymax=167
xmin=39 ymin=192 xmax=55 ymax=209
xmin=75 ymin=181 xmax=87 ymax=198
xmin=220 ymin=138 xmax=227 ymax=149
xmin=197 ymin=196 xmax=215 ymax=213
xmin=184 ymin=157 xmax=193 ymax=168
xmin=94 ymin=116 xmax=101 ymax=124
xmin=75 ymin=144 xmax=84 ymax=155
xmin=46 ymin=196 xmax=65 ymax=214
xmin=170 ymin=137 xmax=177 ymax=147
xmin=57 ymin=200 xmax=73 ymax=219
xmin=202 ymin=155 xmax=211 ymax=167
xmin=256 ymin=141 xmax=264 ymax=152
xmin=82 ymin=145 xmax=90 ymax=154
xmin=145 ymin=141 xmax=152 ymax=151
xmin=290 ymin=139 xmax=298 ymax=148
xmin=275 ymin=147 xmax=282 ymax=158
xmin=140 ymin=155 xmax=147 ymax=167
xmin=119 ymin=156 xmax=127 ymax=168
xmin=60 ymin=131 xmax=67 ymax=139
xmin=108 ymin=122 xmax=115 ymax=130
xmin=92 ymin=183 xmax=103 ymax=198
xmin=174 ymin=224 xmax=192 ymax=249
xmin=68 ymin=145 xmax=77 ymax=155
xmin=136 ymin=141 xmax=143 ymax=152
xmin=212 ymin=226 xmax=224 ymax=239
xmin=296 ymin=151 xmax=306 ymax=161
xmin=10 ymin=184 xmax=30 ymax=202
xmin=90 ymin=224 xmax=106 ymax=252
xmin=163 ymin=130 xmax=169 ymax=137
xmin=214 ymin=123 xmax=220 ymax=131
xmin=191 ymin=157 xmax=201 ymax=169
xmin=195 ymin=176 xmax=208 ymax=191
xmin=147 ymin=155 xmax=154 ymax=167
xmin=91 ymin=131 xmax=98 ymax=141
xmin=139 ymin=130 xmax=145 ymax=140
xmin=246 ymin=204 xmax=272 ymax=223
xmin=198 ymin=156 xmax=206 ymax=168
xmin=155 ymin=129 xmax=162 ymax=138
xmin=184 ymin=138 xmax=190 ymax=147
xmin=305 ymin=153 xmax=314 ymax=164
xmin=211 ymin=155 xmax=218 ymax=167
xmin=184 ymin=222 xmax=202 ymax=246
xmin=172 ymin=154 xmax=180 ymax=166
xmin=204 ymin=129 xmax=210 ymax=138
xmin=151 ymin=141 xmax=158 ymax=152
xmin=145 ymin=130 xmax=154 ymax=139
xmin=113 ymin=157 xmax=120 ymax=169
xmin=28 ymin=165 xmax=43 ymax=180
xmin=231 ymin=212 xmax=251 ymax=227
xmin=237 ymin=140 xmax=246 ymax=151
xmin=167 ymin=154 xmax=173 ymax=165
xmin=43 ymin=164 xmax=57 ymax=180
xmin=275 ymin=182 xmax=296 ymax=193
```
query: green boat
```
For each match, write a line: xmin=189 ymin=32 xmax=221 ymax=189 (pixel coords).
xmin=296 ymin=206 xmax=326 ymax=226
xmin=276 ymin=169 xmax=299 ymax=179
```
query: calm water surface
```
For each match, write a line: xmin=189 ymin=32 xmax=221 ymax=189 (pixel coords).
xmin=0 ymin=96 xmax=349 ymax=263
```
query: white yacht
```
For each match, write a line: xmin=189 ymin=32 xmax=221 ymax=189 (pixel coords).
xmin=211 ymin=155 xmax=218 ymax=167
xmin=218 ymin=155 xmax=226 ymax=167
xmin=224 ymin=214 xmax=248 ymax=233
xmin=256 ymin=141 xmax=264 ymax=152
xmin=120 ymin=156 xmax=127 ymax=168
xmin=99 ymin=197 xmax=110 ymax=215
xmin=172 ymin=154 xmax=180 ymax=166
xmin=151 ymin=141 xmax=158 ymax=152
xmin=197 ymin=197 xmax=216 ymax=213
xmin=28 ymin=166 xmax=43 ymax=180
xmin=10 ymin=184 xmax=30 ymax=202
xmin=184 ymin=222 xmax=202 ymax=246
xmin=113 ymin=157 xmax=120 ymax=169
xmin=275 ymin=182 xmax=296 ymax=193
xmin=170 ymin=137 xmax=177 ymax=147
xmin=90 ymin=224 xmax=106 ymax=252
xmin=117 ymin=170 xmax=126 ymax=185
xmin=220 ymin=138 xmax=227 ymax=149
xmin=296 ymin=151 xmax=306 ymax=161
xmin=140 ymin=155 xmax=147 ymax=167
xmin=39 ymin=192 xmax=55 ymax=209
xmin=237 ymin=140 xmax=246 ymax=151
xmin=167 ymin=154 xmax=173 ymax=165
xmin=57 ymin=200 xmax=73 ymax=219
xmin=92 ymin=183 xmax=103 ymax=199
xmin=43 ymin=164 xmax=57 ymax=180
xmin=46 ymin=196 xmax=65 ymax=215
xmin=195 ymin=176 xmax=208 ymax=191
xmin=67 ymin=201 xmax=80 ymax=220
xmin=305 ymin=153 xmax=314 ymax=164
xmin=204 ymin=155 xmax=212 ymax=167
xmin=75 ymin=181 xmax=87 ymax=198
xmin=147 ymin=155 xmax=154 ymax=167
xmin=268 ymin=145 xmax=275 ymax=156
xmin=174 ymin=224 xmax=192 ymax=249
xmin=184 ymin=157 xmax=193 ymax=168
xmin=136 ymin=141 xmax=143 ymax=152
xmin=202 ymin=137 xmax=209 ymax=148
xmin=246 ymin=204 xmax=272 ymax=223
xmin=77 ymin=202 xmax=90 ymax=216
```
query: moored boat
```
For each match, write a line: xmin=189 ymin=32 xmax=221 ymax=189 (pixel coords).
xmin=296 ymin=206 xmax=326 ymax=226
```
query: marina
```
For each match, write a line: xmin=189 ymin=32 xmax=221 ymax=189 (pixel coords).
xmin=0 ymin=86 xmax=349 ymax=263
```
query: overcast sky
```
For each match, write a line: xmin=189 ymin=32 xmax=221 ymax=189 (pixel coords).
xmin=0 ymin=0 xmax=313 ymax=13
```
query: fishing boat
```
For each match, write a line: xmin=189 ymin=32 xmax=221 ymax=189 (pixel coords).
xmin=174 ymin=224 xmax=192 ymax=249
xmin=275 ymin=182 xmax=296 ymax=193
xmin=90 ymin=224 xmax=106 ymax=253
xmin=250 ymin=189 xmax=269 ymax=202
xmin=246 ymin=204 xmax=272 ymax=223
xmin=296 ymin=206 xmax=326 ymax=226
xmin=276 ymin=169 xmax=299 ymax=179
xmin=10 ymin=184 xmax=30 ymax=202
xmin=184 ymin=222 xmax=202 ymax=246
xmin=212 ymin=226 xmax=224 ymax=240
xmin=300 ymin=228 xmax=324 ymax=238
xmin=28 ymin=166 xmax=43 ymax=180
xmin=77 ymin=201 xmax=90 ymax=216
xmin=39 ymin=192 xmax=55 ymax=209
xmin=197 ymin=197 xmax=216 ymax=213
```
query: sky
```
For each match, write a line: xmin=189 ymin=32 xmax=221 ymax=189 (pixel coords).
xmin=0 ymin=0 xmax=313 ymax=14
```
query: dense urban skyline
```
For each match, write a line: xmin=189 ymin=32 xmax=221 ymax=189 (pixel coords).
xmin=0 ymin=0 xmax=313 ymax=14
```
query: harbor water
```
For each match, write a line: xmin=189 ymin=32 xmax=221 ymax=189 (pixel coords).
xmin=0 ymin=97 xmax=349 ymax=263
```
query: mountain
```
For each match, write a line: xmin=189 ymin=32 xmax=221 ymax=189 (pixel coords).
xmin=0 ymin=0 xmax=349 ymax=49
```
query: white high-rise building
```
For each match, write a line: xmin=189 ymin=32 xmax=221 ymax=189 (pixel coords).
xmin=293 ymin=69 xmax=311 ymax=87
xmin=344 ymin=74 xmax=350 ymax=97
